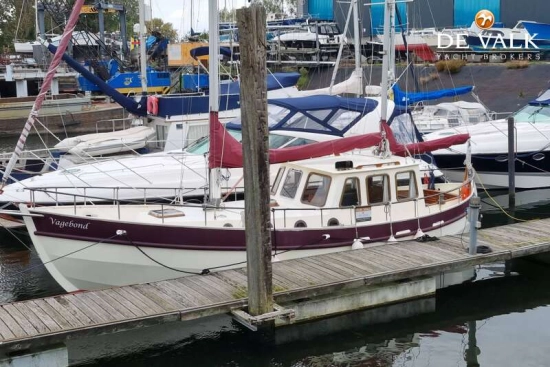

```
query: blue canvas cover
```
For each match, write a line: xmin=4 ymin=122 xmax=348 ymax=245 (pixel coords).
xmin=392 ymin=84 xmax=474 ymax=106
xmin=190 ymin=46 xmax=233 ymax=59
xmin=226 ymin=95 xmax=378 ymax=136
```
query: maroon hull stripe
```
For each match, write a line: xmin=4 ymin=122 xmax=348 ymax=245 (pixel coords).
xmin=31 ymin=201 xmax=468 ymax=251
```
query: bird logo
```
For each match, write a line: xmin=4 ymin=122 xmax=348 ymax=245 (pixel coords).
xmin=475 ymin=10 xmax=495 ymax=30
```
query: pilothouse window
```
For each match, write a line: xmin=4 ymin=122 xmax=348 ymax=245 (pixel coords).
xmin=396 ymin=171 xmax=418 ymax=201
xmin=340 ymin=177 xmax=361 ymax=207
xmin=301 ymin=173 xmax=331 ymax=207
xmin=271 ymin=167 xmax=285 ymax=195
xmin=281 ymin=169 xmax=302 ymax=199
xmin=366 ymin=175 xmax=390 ymax=204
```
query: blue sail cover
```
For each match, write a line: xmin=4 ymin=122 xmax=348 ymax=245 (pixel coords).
xmin=190 ymin=46 xmax=233 ymax=59
xmin=529 ymin=89 xmax=550 ymax=105
xmin=48 ymin=44 xmax=147 ymax=116
xmin=226 ymin=95 xmax=378 ymax=136
xmin=157 ymin=72 xmax=300 ymax=117
xmin=392 ymin=84 xmax=474 ymax=106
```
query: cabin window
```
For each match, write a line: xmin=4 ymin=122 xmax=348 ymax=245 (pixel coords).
xmin=301 ymin=173 xmax=331 ymax=207
xmin=281 ymin=169 xmax=302 ymax=199
xmin=268 ymin=134 xmax=294 ymax=148
xmin=283 ymin=138 xmax=317 ymax=148
xmin=340 ymin=177 xmax=361 ymax=207
xmin=326 ymin=110 xmax=361 ymax=132
xmin=306 ymin=109 xmax=332 ymax=121
xmin=282 ymin=113 xmax=331 ymax=132
xmin=366 ymin=174 xmax=390 ymax=204
xmin=271 ymin=167 xmax=285 ymax=195
xmin=395 ymin=171 xmax=418 ymax=201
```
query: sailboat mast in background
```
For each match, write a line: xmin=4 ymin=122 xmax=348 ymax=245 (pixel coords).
xmin=138 ymin=0 xmax=148 ymax=95
xmin=208 ymin=0 xmax=222 ymax=205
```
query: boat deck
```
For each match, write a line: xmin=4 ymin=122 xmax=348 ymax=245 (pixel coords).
xmin=0 ymin=218 xmax=549 ymax=351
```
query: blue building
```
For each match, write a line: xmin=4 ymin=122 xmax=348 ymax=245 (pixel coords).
xmin=297 ymin=0 xmax=549 ymax=36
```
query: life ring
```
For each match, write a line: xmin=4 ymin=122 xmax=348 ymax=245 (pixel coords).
xmin=147 ymin=95 xmax=159 ymax=115
xmin=460 ymin=182 xmax=471 ymax=200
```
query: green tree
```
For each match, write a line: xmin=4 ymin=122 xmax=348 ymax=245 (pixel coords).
xmin=0 ymin=0 xmax=36 ymax=51
xmin=145 ymin=18 xmax=178 ymax=42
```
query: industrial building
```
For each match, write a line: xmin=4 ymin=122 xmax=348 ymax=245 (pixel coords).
xmin=297 ymin=0 xmax=550 ymax=36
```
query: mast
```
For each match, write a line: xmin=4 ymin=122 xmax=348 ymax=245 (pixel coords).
xmin=352 ymin=0 xmax=363 ymax=96
xmin=1 ymin=0 xmax=86 ymax=187
xmin=379 ymin=0 xmax=394 ymax=124
xmin=208 ymin=0 xmax=221 ymax=205
xmin=138 ymin=0 xmax=148 ymax=94
xmin=329 ymin=0 xmax=362 ymax=96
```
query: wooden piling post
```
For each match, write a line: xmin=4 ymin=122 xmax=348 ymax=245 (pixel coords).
xmin=236 ymin=3 xmax=273 ymax=317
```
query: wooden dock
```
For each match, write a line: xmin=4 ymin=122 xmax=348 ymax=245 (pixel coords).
xmin=1 ymin=218 xmax=550 ymax=352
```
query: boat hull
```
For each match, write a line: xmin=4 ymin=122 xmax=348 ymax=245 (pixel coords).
xmin=21 ymin=201 xmax=469 ymax=292
xmin=435 ymin=152 xmax=550 ymax=189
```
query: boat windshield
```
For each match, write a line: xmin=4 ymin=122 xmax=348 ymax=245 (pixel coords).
xmin=185 ymin=130 xmax=305 ymax=155
xmin=512 ymin=105 xmax=550 ymax=123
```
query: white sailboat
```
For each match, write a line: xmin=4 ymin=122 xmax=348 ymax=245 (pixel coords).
xmin=19 ymin=0 xmax=476 ymax=292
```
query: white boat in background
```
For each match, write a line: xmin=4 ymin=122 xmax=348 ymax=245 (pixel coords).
xmin=54 ymin=125 xmax=155 ymax=156
xmin=0 ymin=94 xmax=444 ymax=206
xmin=413 ymin=101 xmax=494 ymax=135
xmin=426 ymin=89 xmax=550 ymax=189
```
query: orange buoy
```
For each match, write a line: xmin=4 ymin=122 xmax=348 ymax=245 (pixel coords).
xmin=461 ymin=182 xmax=471 ymax=200
xmin=147 ymin=95 xmax=159 ymax=115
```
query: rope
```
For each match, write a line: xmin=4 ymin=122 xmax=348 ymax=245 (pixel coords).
xmin=121 ymin=232 xmax=244 ymax=275
xmin=474 ymin=168 xmax=527 ymax=222
xmin=5 ymin=233 xmax=119 ymax=278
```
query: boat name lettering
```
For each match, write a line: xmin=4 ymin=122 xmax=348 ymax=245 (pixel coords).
xmin=50 ymin=218 xmax=90 ymax=230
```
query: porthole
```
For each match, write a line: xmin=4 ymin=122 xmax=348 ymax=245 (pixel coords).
xmin=495 ymin=155 xmax=508 ymax=163
xmin=223 ymin=223 xmax=233 ymax=228
xmin=294 ymin=220 xmax=307 ymax=228
xmin=533 ymin=153 xmax=545 ymax=161
xmin=327 ymin=218 xmax=340 ymax=226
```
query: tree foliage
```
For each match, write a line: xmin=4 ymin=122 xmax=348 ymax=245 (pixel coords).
xmin=0 ymin=0 xmax=36 ymax=51
xmin=145 ymin=18 xmax=179 ymax=42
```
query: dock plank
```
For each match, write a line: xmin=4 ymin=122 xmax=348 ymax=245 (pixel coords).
xmin=297 ymin=257 xmax=349 ymax=280
xmin=272 ymin=262 xmax=325 ymax=287
xmin=0 ymin=306 xmax=27 ymax=338
xmin=109 ymin=287 xmax=159 ymax=315
xmin=117 ymin=286 xmax=165 ymax=314
xmin=276 ymin=260 xmax=328 ymax=284
xmin=64 ymin=295 xmax=108 ymax=324
xmin=0 ymin=316 xmax=15 ymax=340
xmin=154 ymin=280 xmax=205 ymax=307
xmin=3 ymin=304 xmax=39 ymax=337
xmin=45 ymin=297 xmax=92 ymax=327
xmin=85 ymin=292 xmax=132 ymax=320
xmin=133 ymin=284 xmax=181 ymax=311
xmin=322 ymin=253 xmax=375 ymax=276
xmin=99 ymin=289 xmax=147 ymax=318
xmin=28 ymin=300 xmax=68 ymax=330
xmin=337 ymin=251 xmax=393 ymax=273
xmin=197 ymin=275 xmax=246 ymax=299
xmin=12 ymin=303 xmax=51 ymax=334
xmin=179 ymin=277 xmax=233 ymax=303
